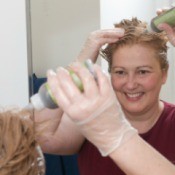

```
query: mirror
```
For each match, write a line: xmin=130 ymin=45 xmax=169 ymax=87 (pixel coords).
xmin=29 ymin=0 xmax=175 ymax=103
xmin=30 ymin=0 xmax=100 ymax=78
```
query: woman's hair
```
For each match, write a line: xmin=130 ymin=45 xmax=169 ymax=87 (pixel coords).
xmin=101 ymin=17 xmax=169 ymax=72
xmin=0 ymin=108 xmax=45 ymax=175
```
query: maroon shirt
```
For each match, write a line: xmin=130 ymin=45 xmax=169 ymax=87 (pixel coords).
xmin=78 ymin=101 xmax=175 ymax=175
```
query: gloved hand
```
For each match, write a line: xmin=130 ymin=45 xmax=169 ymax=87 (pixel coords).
xmin=156 ymin=8 xmax=175 ymax=46
xmin=77 ymin=28 xmax=125 ymax=63
xmin=157 ymin=23 xmax=175 ymax=46
xmin=47 ymin=61 xmax=137 ymax=156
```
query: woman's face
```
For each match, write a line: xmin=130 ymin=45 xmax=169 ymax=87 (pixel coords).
xmin=111 ymin=44 xmax=167 ymax=116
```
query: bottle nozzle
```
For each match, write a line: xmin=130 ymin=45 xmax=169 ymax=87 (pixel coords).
xmin=30 ymin=94 xmax=45 ymax=111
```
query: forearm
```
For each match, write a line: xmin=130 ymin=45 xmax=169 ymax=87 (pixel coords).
xmin=39 ymin=131 xmax=84 ymax=155
xmin=42 ymin=124 xmax=85 ymax=155
xmin=34 ymin=108 xmax=63 ymax=135
xmin=77 ymin=42 xmax=100 ymax=63
xmin=109 ymin=134 xmax=175 ymax=175
xmin=34 ymin=109 xmax=85 ymax=155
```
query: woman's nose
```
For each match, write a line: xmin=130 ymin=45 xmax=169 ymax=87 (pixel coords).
xmin=125 ymin=75 xmax=138 ymax=90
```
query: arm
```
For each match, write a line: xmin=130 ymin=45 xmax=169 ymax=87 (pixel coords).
xmin=110 ymin=135 xmax=175 ymax=175
xmin=33 ymin=28 xmax=124 ymax=154
xmin=34 ymin=108 xmax=85 ymax=155
xmin=47 ymin=62 xmax=175 ymax=175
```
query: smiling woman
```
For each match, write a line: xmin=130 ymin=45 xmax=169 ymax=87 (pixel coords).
xmin=101 ymin=18 xmax=168 ymax=125
xmin=110 ymin=44 xmax=167 ymax=120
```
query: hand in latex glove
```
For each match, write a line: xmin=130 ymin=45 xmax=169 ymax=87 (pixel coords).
xmin=77 ymin=28 xmax=125 ymax=63
xmin=156 ymin=8 xmax=175 ymax=46
xmin=47 ymin=62 xmax=137 ymax=156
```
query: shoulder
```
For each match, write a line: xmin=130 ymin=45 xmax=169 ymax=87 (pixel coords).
xmin=163 ymin=101 xmax=175 ymax=107
xmin=163 ymin=101 xmax=175 ymax=111
xmin=162 ymin=101 xmax=175 ymax=122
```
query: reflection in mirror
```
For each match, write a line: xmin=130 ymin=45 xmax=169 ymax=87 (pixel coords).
xmin=29 ymin=0 xmax=175 ymax=103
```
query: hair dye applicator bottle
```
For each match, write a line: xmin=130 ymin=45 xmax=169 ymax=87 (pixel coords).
xmin=149 ymin=7 xmax=175 ymax=32
xmin=29 ymin=59 xmax=96 ymax=111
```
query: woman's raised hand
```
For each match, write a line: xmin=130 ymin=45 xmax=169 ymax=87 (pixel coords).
xmin=156 ymin=8 xmax=175 ymax=46
xmin=77 ymin=28 xmax=125 ymax=63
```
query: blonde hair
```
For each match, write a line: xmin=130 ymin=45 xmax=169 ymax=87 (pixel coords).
xmin=101 ymin=17 xmax=169 ymax=72
xmin=0 ymin=108 xmax=45 ymax=175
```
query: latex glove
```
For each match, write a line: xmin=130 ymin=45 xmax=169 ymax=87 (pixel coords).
xmin=47 ymin=62 xmax=137 ymax=156
xmin=157 ymin=23 xmax=175 ymax=46
xmin=77 ymin=28 xmax=125 ymax=63
xmin=156 ymin=8 xmax=175 ymax=46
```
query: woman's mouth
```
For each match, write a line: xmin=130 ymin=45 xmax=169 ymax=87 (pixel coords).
xmin=125 ymin=92 xmax=144 ymax=101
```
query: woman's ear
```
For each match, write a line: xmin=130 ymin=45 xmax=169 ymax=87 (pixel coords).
xmin=161 ymin=66 xmax=169 ymax=84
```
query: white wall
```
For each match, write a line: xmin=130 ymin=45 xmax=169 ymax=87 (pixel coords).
xmin=30 ymin=0 xmax=100 ymax=77
xmin=100 ymin=0 xmax=156 ymax=69
xmin=100 ymin=0 xmax=175 ymax=104
xmin=100 ymin=0 xmax=156 ymax=28
xmin=0 ymin=0 xmax=29 ymax=107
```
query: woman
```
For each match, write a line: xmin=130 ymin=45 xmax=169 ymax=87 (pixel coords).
xmin=45 ymin=17 xmax=175 ymax=175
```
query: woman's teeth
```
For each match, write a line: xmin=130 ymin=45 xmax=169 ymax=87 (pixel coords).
xmin=126 ymin=93 xmax=142 ymax=98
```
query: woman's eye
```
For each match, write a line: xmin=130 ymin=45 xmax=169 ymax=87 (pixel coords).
xmin=114 ymin=70 xmax=126 ymax=75
xmin=138 ymin=70 xmax=149 ymax=75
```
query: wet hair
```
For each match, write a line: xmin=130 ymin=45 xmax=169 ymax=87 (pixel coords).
xmin=0 ymin=108 xmax=45 ymax=175
xmin=101 ymin=17 xmax=169 ymax=72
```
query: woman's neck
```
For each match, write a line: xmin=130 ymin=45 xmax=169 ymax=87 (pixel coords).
xmin=124 ymin=101 xmax=164 ymax=134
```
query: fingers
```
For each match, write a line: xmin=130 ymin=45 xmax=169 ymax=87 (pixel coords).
xmin=93 ymin=65 xmax=112 ymax=96
xmin=90 ymin=28 xmax=125 ymax=45
xmin=155 ymin=7 xmax=175 ymax=46
xmin=69 ymin=62 xmax=99 ymax=98
xmin=47 ymin=68 xmax=82 ymax=110
xmin=67 ymin=62 xmax=112 ymax=100
xmin=47 ymin=62 xmax=100 ymax=108
xmin=156 ymin=7 xmax=170 ymax=15
xmin=158 ymin=23 xmax=175 ymax=46
xmin=77 ymin=28 xmax=125 ymax=63
xmin=47 ymin=61 xmax=113 ymax=116
xmin=94 ymin=28 xmax=125 ymax=39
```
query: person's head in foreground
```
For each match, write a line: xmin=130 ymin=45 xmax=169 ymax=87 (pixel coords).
xmin=0 ymin=108 xmax=45 ymax=175
xmin=101 ymin=17 xmax=169 ymax=118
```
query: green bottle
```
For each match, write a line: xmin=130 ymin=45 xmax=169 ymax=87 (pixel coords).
xmin=30 ymin=59 xmax=96 ymax=111
xmin=149 ymin=7 xmax=175 ymax=32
